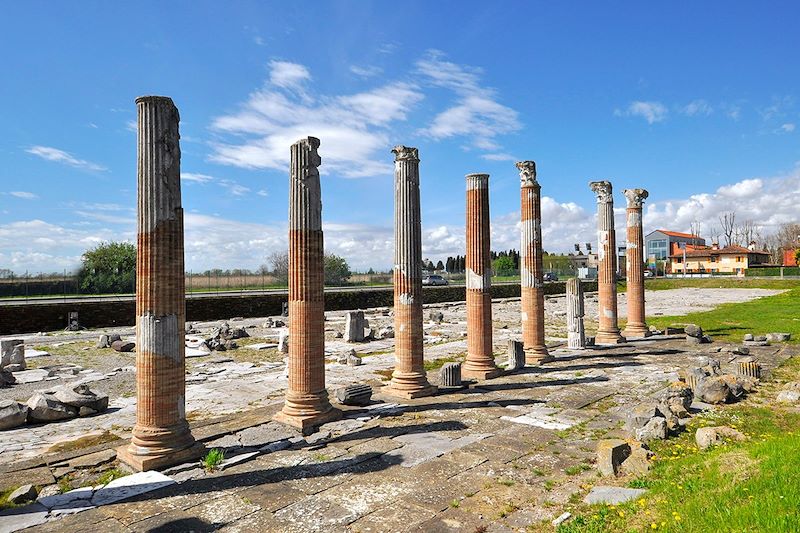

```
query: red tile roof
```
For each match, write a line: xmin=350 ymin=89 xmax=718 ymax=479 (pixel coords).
xmin=657 ymin=229 xmax=703 ymax=239
xmin=669 ymin=245 xmax=770 ymax=258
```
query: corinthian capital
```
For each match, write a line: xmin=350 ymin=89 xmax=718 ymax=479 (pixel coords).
xmin=589 ymin=180 xmax=613 ymax=203
xmin=623 ymin=188 xmax=649 ymax=208
xmin=516 ymin=160 xmax=538 ymax=188
xmin=392 ymin=145 xmax=419 ymax=162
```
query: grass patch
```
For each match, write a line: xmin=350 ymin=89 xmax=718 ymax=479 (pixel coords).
xmin=201 ymin=448 xmax=225 ymax=472
xmin=648 ymin=287 xmax=800 ymax=343
xmin=565 ymin=463 xmax=591 ymax=476
xmin=643 ymin=277 xmax=800 ymax=291
xmin=423 ymin=354 xmax=464 ymax=372
xmin=46 ymin=430 xmax=119 ymax=453
xmin=561 ymin=357 xmax=800 ymax=532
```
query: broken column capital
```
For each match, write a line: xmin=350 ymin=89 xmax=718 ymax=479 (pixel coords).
xmin=466 ymin=173 xmax=489 ymax=190
xmin=392 ymin=145 xmax=419 ymax=162
xmin=589 ymin=180 xmax=613 ymax=203
xmin=516 ymin=160 xmax=538 ymax=188
xmin=623 ymin=188 xmax=649 ymax=208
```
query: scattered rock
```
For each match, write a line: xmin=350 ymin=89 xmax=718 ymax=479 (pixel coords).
xmin=766 ymin=332 xmax=791 ymax=342
xmin=624 ymin=402 xmax=660 ymax=432
xmin=111 ymin=340 xmax=135 ymax=353
xmin=506 ymin=340 xmax=525 ymax=371
xmin=743 ymin=333 xmax=754 ymax=342
xmin=377 ymin=326 xmax=394 ymax=339
xmin=619 ymin=441 xmax=654 ymax=476
xmin=8 ymin=484 xmax=37 ymax=504
xmin=26 ymin=393 xmax=77 ymax=422
xmin=0 ymin=400 xmax=28 ymax=430
xmin=0 ymin=370 xmax=15 ymax=387
xmin=695 ymin=426 xmax=746 ymax=451
xmin=278 ymin=330 xmax=289 ymax=354
xmin=584 ymin=486 xmax=646 ymax=505
xmin=51 ymin=384 xmax=109 ymax=414
xmin=684 ymin=324 xmax=703 ymax=338
xmin=344 ymin=311 xmax=367 ymax=342
xmin=429 ymin=310 xmax=444 ymax=323
xmin=440 ymin=362 xmax=462 ymax=388
xmin=696 ymin=376 xmax=732 ymax=404
xmin=108 ymin=333 xmax=122 ymax=344
xmin=659 ymin=382 xmax=694 ymax=419
xmin=335 ymin=384 xmax=372 ymax=406
xmin=635 ymin=417 xmax=668 ymax=443
xmin=96 ymin=335 xmax=110 ymax=349
xmin=12 ymin=369 xmax=50 ymax=384
xmin=596 ymin=439 xmax=630 ymax=477
xmin=552 ymin=512 xmax=572 ymax=527
xmin=776 ymin=390 xmax=800 ymax=404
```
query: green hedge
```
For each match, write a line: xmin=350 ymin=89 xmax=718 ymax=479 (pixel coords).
xmin=746 ymin=267 xmax=800 ymax=277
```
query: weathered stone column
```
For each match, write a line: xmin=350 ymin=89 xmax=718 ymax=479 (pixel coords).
xmin=275 ymin=137 xmax=341 ymax=434
xmin=117 ymin=96 xmax=203 ymax=471
xmin=385 ymin=146 xmax=436 ymax=399
xmin=622 ymin=189 xmax=651 ymax=338
xmin=517 ymin=161 xmax=552 ymax=364
xmin=566 ymin=278 xmax=586 ymax=349
xmin=589 ymin=180 xmax=625 ymax=344
xmin=462 ymin=173 xmax=502 ymax=380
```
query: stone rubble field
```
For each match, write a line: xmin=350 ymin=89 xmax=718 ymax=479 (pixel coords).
xmin=0 ymin=286 xmax=793 ymax=532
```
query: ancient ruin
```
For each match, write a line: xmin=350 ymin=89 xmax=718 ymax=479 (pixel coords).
xmin=622 ymin=188 xmax=651 ymax=338
xmin=566 ymin=277 xmax=586 ymax=349
xmin=274 ymin=137 xmax=342 ymax=432
xmin=517 ymin=161 xmax=552 ymax=364
xmin=384 ymin=146 xmax=437 ymax=398
xmin=462 ymin=173 xmax=502 ymax=380
xmin=589 ymin=180 xmax=625 ymax=344
xmin=117 ymin=96 xmax=203 ymax=471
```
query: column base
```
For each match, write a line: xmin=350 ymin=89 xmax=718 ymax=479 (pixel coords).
xmin=524 ymin=346 xmax=555 ymax=365
xmin=594 ymin=331 xmax=627 ymax=345
xmin=117 ymin=441 xmax=205 ymax=472
xmin=461 ymin=360 xmax=503 ymax=380
xmin=384 ymin=371 xmax=438 ymax=399
xmin=273 ymin=407 xmax=342 ymax=436
xmin=622 ymin=325 xmax=652 ymax=339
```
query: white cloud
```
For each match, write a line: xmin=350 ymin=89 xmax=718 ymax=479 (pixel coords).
xmin=350 ymin=65 xmax=383 ymax=78
xmin=615 ymin=101 xmax=668 ymax=124
xmin=219 ymin=179 xmax=250 ymax=196
xmin=181 ymin=172 xmax=215 ymax=184
xmin=681 ymin=99 xmax=712 ymax=116
xmin=210 ymin=60 xmax=424 ymax=178
xmin=268 ymin=60 xmax=311 ymax=92
xmin=480 ymin=153 xmax=517 ymax=162
xmin=26 ymin=146 xmax=107 ymax=172
xmin=417 ymin=51 xmax=521 ymax=152
xmin=257 ymin=189 xmax=269 ymax=197
xmin=253 ymin=36 xmax=265 ymax=46
xmin=779 ymin=123 xmax=795 ymax=133
xmin=7 ymin=191 xmax=38 ymax=200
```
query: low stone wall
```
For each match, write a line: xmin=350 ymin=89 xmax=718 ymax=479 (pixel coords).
xmin=0 ymin=281 xmax=597 ymax=335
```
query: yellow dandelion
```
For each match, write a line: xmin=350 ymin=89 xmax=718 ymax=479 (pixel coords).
xmin=651 ymin=523 xmax=658 ymax=529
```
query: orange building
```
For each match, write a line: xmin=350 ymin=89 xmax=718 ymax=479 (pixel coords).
xmin=670 ymin=244 xmax=770 ymax=275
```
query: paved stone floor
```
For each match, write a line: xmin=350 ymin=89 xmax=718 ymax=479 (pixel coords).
xmin=0 ymin=289 xmax=793 ymax=532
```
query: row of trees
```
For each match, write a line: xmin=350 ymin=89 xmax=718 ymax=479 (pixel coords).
xmin=708 ymin=215 xmax=800 ymax=264
xmin=264 ymin=251 xmax=352 ymax=286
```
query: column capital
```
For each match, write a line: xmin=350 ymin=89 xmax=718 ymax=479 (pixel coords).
xmin=623 ymin=188 xmax=649 ymax=208
xmin=466 ymin=173 xmax=489 ymax=190
xmin=516 ymin=161 xmax=538 ymax=188
xmin=392 ymin=145 xmax=419 ymax=162
xmin=589 ymin=180 xmax=613 ymax=203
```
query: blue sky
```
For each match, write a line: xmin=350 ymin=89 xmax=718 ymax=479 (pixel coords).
xmin=1 ymin=1 xmax=798 ymax=273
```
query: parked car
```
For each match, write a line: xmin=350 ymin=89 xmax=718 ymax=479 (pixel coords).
xmin=644 ymin=270 xmax=655 ymax=278
xmin=543 ymin=272 xmax=558 ymax=282
xmin=422 ymin=274 xmax=448 ymax=286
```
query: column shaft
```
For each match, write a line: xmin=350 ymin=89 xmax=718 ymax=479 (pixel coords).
xmin=385 ymin=146 xmax=436 ymax=398
xmin=517 ymin=161 xmax=552 ymax=364
xmin=275 ymin=137 xmax=341 ymax=434
xmin=566 ymin=278 xmax=586 ymax=349
xmin=118 ymin=96 xmax=202 ymax=471
xmin=462 ymin=174 xmax=501 ymax=380
xmin=589 ymin=181 xmax=625 ymax=344
xmin=622 ymin=189 xmax=650 ymax=338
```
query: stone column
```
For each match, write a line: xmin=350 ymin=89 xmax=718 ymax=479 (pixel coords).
xmin=589 ymin=180 xmax=625 ymax=344
xmin=462 ymin=173 xmax=502 ymax=380
xmin=622 ymin=189 xmax=651 ymax=338
xmin=385 ymin=146 xmax=436 ymax=399
xmin=117 ymin=96 xmax=203 ymax=471
xmin=517 ymin=161 xmax=552 ymax=364
xmin=275 ymin=137 xmax=341 ymax=434
xmin=566 ymin=278 xmax=586 ymax=349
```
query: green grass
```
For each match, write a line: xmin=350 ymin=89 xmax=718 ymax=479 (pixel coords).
xmin=559 ymin=358 xmax=800 ymax=533
xmin=642 ymin=278 xmax=800 ymax=291
xmin=423 ymin=354 xmax=464 ymax=372
xmin=201 ymin=448 xmax=225 ymax=472
xmin=648 ymin=287 xmax=800 ymax=343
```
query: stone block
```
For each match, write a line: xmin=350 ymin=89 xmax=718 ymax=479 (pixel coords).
xmin=335 ymin=384 xmax=372 ymax=406
xmin=0 ymin=399 xmax=28 ymax=430
xmin=440 ymin=362 xmax=462 ymax=388
xmin=27 ymin=393 xmax=77 ymax=422
xmin=596 ymin=439 xmax=630 ymax=477
xmin=584 ymin=486 xmax=646 ymax=505
xmin=506 ymin=340 xmax=525 ymax=371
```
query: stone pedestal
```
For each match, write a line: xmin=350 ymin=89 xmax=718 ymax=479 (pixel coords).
xmin=274 ymin=137 xmax=341 ymax=434
xmin=385 ymin=146 xmax=436 ymax=399
xmin=462 ymin=173 xmax=502 ymax=380
xmin=517 ymin=161 xmax=552 ymax=364
xmin=566 ymin=278 xmax=586 ymax=349
xmin=589 ymin=181 xmax=625 ymax=345
xmin=622 ymin=189 xmax=651 ymax=338
xmin=118 ymin=96 xmax=203 ymax=471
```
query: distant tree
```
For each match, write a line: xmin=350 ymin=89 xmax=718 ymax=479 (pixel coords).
xmin=493 ymin=256 xmax=516 ymax=277
xmin=77 ymin=241 xmax=136 ymax=294
xmin=267 ymin=250 xmax=289 ymax=283
xmin=367 ymin=267 xmax=375 ymax=274
xmin=324 ymin=253 xmax=351 ymax=286
xmin=435 ymin=260 xmax=444 ymax=271
xmin=0 ymin=269 xmax=12 ymax=279
xmin=795 ymin=249 xmax=800 ymax=266
xmin=719 ymin=212 xmax=736 ymax=247
xmin=445 ymin=257 xmax=454 ymax=273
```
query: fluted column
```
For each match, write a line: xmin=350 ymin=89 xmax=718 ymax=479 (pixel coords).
xmin=566 ymin=278 xmax=586 ymax=349
xmin=589 ymin=180 xmax=625 ymax=344
xmin=385 ymin=146 xmax=436 ymax=399
xmin=275 ymin=137 xmax=341 ymax=434
xmin=117 ymin=96 xmax=203 ymax=471
xmin=462 ymin=173 xmax=502 ymax=380
xmin=622 ymin=188 xmax=650 ymax=338
xmin=517 ymin=161 xmax=552 ymax=364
